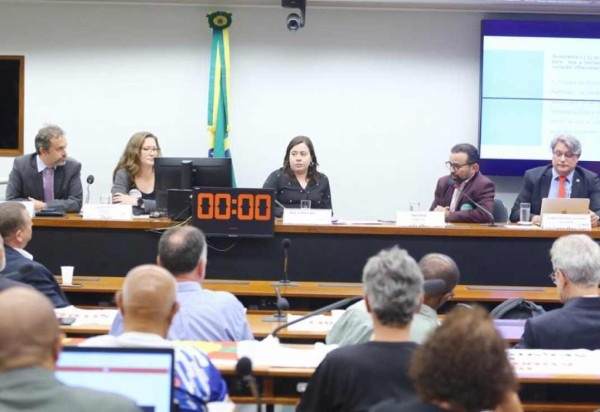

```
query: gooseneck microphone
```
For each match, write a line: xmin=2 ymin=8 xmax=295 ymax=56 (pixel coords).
xmin=85 ymin=175 xmax=95 ymax=204
xmin=262 ymin=286 xmax=290 ymax=322
xmin=447 ymin=179 xmax=496 ymax=226
xmin=273 ymin=238 xmax=299 ymax=287
xmin=3 ymin=263 xmax=34 ymax=281
xmin=236 ymin=357 xmax=261 ymax=412
xmin=270 ymin=295 xmax=362 ymax=338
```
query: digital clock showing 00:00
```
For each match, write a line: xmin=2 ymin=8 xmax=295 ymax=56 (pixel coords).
xmin=195 ymin=192 xmax=272 ymax=221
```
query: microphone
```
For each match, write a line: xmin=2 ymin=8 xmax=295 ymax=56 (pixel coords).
xmin=270 ymin=295 xmax=362 ymax=338
xmin=85 ymin=175 xmax=95 ymax=204
xmin=236 ymin=357 xmax=261 ymax=412
xmin=3 ymin=263 xmax=34 ymax=281
xmin=274 ymin=199 xmax=286 ymax=218
xmin=447 ymin=179 xmax=496 ymax=226
xmin=273 ymin=238 xmax=298 ymax=287
xmin=262 ymin=286 xmax=290 ymax=322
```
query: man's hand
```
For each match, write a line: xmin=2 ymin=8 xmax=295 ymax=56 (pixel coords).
xmin=28 ymin=197 xmax=47 ymax=211
xmin=433 ymin=205 xmax=450 ymax=220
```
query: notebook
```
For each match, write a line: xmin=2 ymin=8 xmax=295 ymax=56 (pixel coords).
xmin=540 ymin=198 xmax=590 ymax=215
xmin=56 ymin=346 xmax=175 ymax=412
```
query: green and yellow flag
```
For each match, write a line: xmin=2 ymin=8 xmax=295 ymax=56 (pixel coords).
xmin=207 ymin=11 xmax=235 ymax=185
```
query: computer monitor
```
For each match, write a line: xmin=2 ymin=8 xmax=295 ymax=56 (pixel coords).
xmin=154 ymin=157 xmax=233 ymax=214
xmin=56 ymin=346 xmax=175 ymax=412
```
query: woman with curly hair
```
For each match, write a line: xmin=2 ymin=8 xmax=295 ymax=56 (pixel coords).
xmin=371 ymin=306 xmax=522 ymax=412
xmin=112 ymin=131 xmax=161 ymax=214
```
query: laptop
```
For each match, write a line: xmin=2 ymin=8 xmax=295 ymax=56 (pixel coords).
xmin=56 ymin=347 xmax=175 ymax=412
xmin=540 ymin=198 xmax=590 ymax=215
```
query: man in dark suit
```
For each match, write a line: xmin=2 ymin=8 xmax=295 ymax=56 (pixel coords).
xmin=516 ymin=234 xmax=600 ymax=350
xmin=6 ymin=124 xmax=83 ymax=213
xmin=0 ymin=234 xmax=27 ymax=292
xmin=509 ymin=135 xmax=600 ymax=226
xmin=0 ymin=202 xmax=69 ymax=307
xmin=430 ymin=143 xmax=495 ymax=223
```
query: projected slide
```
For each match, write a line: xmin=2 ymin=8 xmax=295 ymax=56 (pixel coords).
xmin=479 ymin=20 xmax=600 ymax=175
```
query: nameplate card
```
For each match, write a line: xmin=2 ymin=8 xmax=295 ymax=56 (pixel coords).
xmin=283 ymin=209 xmax=332 ymax=225
xmin=541 ymin=213 xmax=591 ymax=230
xmin=82 ymin=204 xmax=133 ymax=220
xmin=396 ymin=211 xmax=445 ymax=228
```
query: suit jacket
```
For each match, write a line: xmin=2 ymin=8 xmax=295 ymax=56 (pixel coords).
xmin=509 ymin=165 xmax=600 ymax=222
xmin=0 ymin=367 xmax=141 ymax=412
xmin=6 ymin=153 xmax=83 ymax=212
xmin=0 ymin=276 xmax=28 ymax=292
xmin=515 ymin=297 xmax=600 ymax=349
xmin=430 ymin=172 xmax=495 ymax=223
xmin=1 ymin=246 xmax=69 ymax=308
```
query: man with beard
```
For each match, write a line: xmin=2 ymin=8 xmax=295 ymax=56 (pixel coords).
xmin=430 ymin=143 xmax=495 ymax=223
xmin=6 ymin=124 xmax=83 ymax=213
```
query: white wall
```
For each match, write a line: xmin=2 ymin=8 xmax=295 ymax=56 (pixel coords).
xmin=0 ymin=2 xmax=523 ymax=218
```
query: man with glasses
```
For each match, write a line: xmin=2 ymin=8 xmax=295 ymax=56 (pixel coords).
xmin=515 ymin=234 xmax=600 ymax=349
xmin=6 ymin=124 xmax=83 ymax=213
xmin=430 ymin=143 xmax=495 ymax=223
xmin=509 ymin=135 xmax=600 ymax=226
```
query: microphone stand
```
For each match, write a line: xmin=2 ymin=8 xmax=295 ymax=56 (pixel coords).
xmin=273 ymin=238 xmax=299 ymax=287
xmin=449 ymin=179 xmax=498 ymax=227
xmin=262 ymin=286 xmax=290 ymax=322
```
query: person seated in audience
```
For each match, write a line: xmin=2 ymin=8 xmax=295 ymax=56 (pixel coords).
xmin=111 ymin=226 xmax=253 ymax=341
xmin=263 ymin=135 xmax=332 ymax=217
xmin=0 ymin=202 xmax=69 ymax=307
xmin=327 ymin=253 xmax=460 ymax=346
xmin=296 ymin=246 xmax=422 ymax=412
xmin=370 ymin=306 xmax=522 ymax=412
xmin=6 ymin=124 xmax=83 ymax=212
xmin=515 ymin=234 xmax=600 ymax=349
xmin=0 ymin=234 xmax=27 ymax=292
xmin=509 ymin=135 xmax=600 ymax=226
xmin=112 ymin=131 xmax=161 ymax=214
xmin=82 ymin=264 xmax=228 ymax=411
xmin=430 ymin=143 xmax=495 ymax=223
xmin=0 ymin=288 xmax=141 ymax=412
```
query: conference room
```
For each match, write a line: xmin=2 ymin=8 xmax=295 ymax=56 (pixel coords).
xmin=1 ymin=0 xmax=600 ymax=411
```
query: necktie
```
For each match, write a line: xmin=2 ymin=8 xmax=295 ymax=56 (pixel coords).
xmin=43 ymin=167 xmax=55 ymax=202
xmin=558 ymin=175 xmax=566 ymax=199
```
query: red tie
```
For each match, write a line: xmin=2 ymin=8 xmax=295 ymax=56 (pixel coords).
xmin=558 ymin=176 xmax=566 ymax=199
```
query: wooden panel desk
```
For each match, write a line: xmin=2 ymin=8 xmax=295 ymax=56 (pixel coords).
xmin=59 ymin=276 xmax=579 ymax=311
xmin=33 ymin=215 xmax=600 ymax=286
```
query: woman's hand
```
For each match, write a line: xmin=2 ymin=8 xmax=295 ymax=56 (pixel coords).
xmin=112 ymin=193 xmax=138 ymax=206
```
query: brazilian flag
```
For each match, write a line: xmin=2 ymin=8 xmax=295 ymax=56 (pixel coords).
xmin=207 ymin=11 xmax=236 ymax=186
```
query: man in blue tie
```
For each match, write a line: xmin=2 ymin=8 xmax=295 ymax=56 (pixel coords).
xmin=509 ymin=134 xmax=600 ymax=226
xmin=6 ymin=124 xmax=83 ymax=213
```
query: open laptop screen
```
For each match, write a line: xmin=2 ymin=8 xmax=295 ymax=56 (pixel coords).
xmin=56 ymin=347 xmax=174 ymax=412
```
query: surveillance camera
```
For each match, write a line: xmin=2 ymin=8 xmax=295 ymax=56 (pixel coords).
xmin=286 ymin=13 xmax=303 ymax=31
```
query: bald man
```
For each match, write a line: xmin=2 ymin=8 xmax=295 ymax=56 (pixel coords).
xmin=327 ymin=253 xmax=461 ymax=346
xmin=0 ymin=288 xmax=140 ymax=412
xmin=82 ymin=265 xmax=228 ymax=411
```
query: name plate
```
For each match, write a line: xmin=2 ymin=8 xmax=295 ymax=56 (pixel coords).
xmin=396 ymin=211 xmax=445 ymax=228
xmin=541 ymin=213 xmax=591 ymax=230
xmin=283 ymin=209 xmax=332 ymax=225
xmin=82 ymin=204 xmax=133 ymax=220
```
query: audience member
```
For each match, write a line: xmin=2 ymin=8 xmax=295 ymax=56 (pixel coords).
xmin=6 ymin=124 xmax=83 ymax=212
xmin=0 ymin=202 xmax=69 ymax=307
xmin=0 ymin=287 xmax=140 ymax=412
xmin=297 ymin=246 xmax=422 ymax=412
xmin=516 ymin=234 xmax=600 ymax=349
xmin=0 ymin=234 xmax=26 ymax=292
xmin=327 ymin=253 xmax=460 ymax=345
xmin=112 ymin=131 xmax=161 ymax=214
xmin=111 ymin=226 xmax=252 ymax=341
xmin=371 ymin=307 xmax=521 ymax=412
xmin=263 ymin=135 xmax=332 ymax=217
xmin=430 ymin=143 xmax=495 ymax=223
xmin=82 ymin=264 xmax=228 ymax=411
xmin=510 ymin=135 xmax=600 ymax=226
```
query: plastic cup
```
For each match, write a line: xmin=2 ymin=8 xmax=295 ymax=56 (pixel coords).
xmin=61 ymin=266 xmax=74 ymax=286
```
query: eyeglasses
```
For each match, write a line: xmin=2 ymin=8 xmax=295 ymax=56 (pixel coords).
xmin=552 ymin=151 xmax=577 ymax=159
xmin=141 ymin=147 xmax=159 ymax=153
xmin=548 ymin=270 xmax=558 ymax=285
xmin=445 ymin=161 xmax=473 ymax=170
